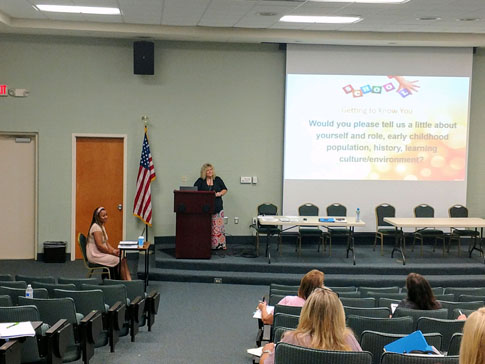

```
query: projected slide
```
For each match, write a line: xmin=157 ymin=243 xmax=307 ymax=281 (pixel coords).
xmin=284 ymin=74 xmax=470 ymax=181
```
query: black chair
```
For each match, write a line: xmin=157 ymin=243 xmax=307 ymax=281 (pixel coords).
xmin=0 ymin=274 xmax=13 ymax=281
xmin=458 ymin=294 xmax=485 ymax=303
xmin=416 ymin=317 xmax=465 ymax=352
xmin=0 ymin=281 xmax=27 ymax=289
xmin=347 ymin=315 xmax=413 ymax=341
xmin=0 ymin=286 xmax=48 ymax=305
xmin=448 ymin=205 xmax=480 ymax=255
xmin=273 ymin=313 xmax=300 ymax=330
xmin=325 ymin=203 xmax=350 ymax=256
xmin=447 ymin=333 xmax=462 ymax=356
xmin=274 ymin=342 xmax=373 ymax=364
xmin=252 ymin=203 xmax=281 ymax=257
xmin=297 ymin=203 xmax=324 ymax=255
xmin=78 ymin=233 xmax=111 ymax=279
xmin=0 ymin=295 xmax=12 ymax=307
xmin=359 ymin=286 xmax=400 ymax=297
xmin=15 ymin=274 xmax=55 ymax=285
xmin=374 ymin=203 xmax=400 ymax=255
xmin=344 ymin=306 xmax=390 ymax=318
xmin=361 ymin=331 xmax=443 ymax=364
xmin=274 ymin=327 xmax=294 ymax=343
xmin=393 ymin=307 xmax=448 ymax=329
xmin=380 ymin=352 xmax=458 ymax=364
xmin=438 ymin=300 xmax=483 ymax=319
xmin=328 ymin=286 xmax=358 ymax=293
xmin=58 ymin=277 xmax=99 ymax=289
xmin=365 ymin=292 xmax=406 ymax=304
xmin=413 ymin=204 xmax=446 ymax=256
xmin=340 ymin=297 xmax=376 ymax=308
xmin=31 ymin=282 xmax=76 ymax=297
xmin=444 ymin=287 xmax=485 ymax=301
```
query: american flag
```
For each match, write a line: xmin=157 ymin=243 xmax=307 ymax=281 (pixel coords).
xmin=133 ymin=127 xmax=156 ymax=226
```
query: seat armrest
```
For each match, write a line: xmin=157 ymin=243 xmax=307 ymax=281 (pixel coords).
xmin=44 ymin=319 xmax=70 ymax=362
xmin=146 ymin=291 xmax=161 ymax=314
xmin=109 ymin=301 xmax=126 ymax=331
xmin=130 ymin=296 xmax=146 ymax=323
xmin=80 ymin=310 xmax=103 ymax=344
xmin=0 ymin=339 xmax=21 ymax=364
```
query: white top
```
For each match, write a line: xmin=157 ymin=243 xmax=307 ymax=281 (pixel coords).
xmin=258 ymin=215 xmax=365 ymax=227
xmin=384 ymin=217 xmax=485 ymax=228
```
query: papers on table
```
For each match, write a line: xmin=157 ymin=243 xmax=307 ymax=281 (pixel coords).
xmin=118 ymin=241 xmax=138 ymax=249
xmin=0 ymin=322 xmax=35 ymax=339
xmin=258 ymin=216 xmax=278 ymax=223
xmin=253 ymin=305 xmax=274 ymax=319
xmin=247 ymin=347 xmax=263 ymax=357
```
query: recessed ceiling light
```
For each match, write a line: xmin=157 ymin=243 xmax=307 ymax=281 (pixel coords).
xmin=34 ymin=5 xmax=120 ymax=15
xmin=416 ymin=16 xmax=441 ymax=21
xmin=280 ymin=15 xmax=362 ymax=24
xmin=258 ymin=12 xmax=278 ymax=17
xmin=457 ymin=18 xmax=480 ymax=22
xmin=311 ymin=0 xmax=409 ymax=3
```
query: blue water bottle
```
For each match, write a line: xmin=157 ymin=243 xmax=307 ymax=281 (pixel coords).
xmin=138 ymin=235 xmax=144 ymax=247
xmin=356 ymin=208 xmax=360 ymax=222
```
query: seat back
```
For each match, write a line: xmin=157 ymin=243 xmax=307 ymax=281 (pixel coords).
xmin=340 ymin=297 xmax=376 ymax=308
xmin=270 ymin=288 xmax=299 ymax=296
xmin=452 ymin=308 xmax=476 ymax=319
xmin=361 ymin=331 xmax=443 ymax=364
xmin=375 ymin=203 xmax=395 ymax=227
xmin=31 ymin=282 xmax=76 ymax=297
xmin=328 ymin=286 xmax=357 ymax=293
xmin=81 ymin=284 xmax=128 ymax=307
xmin=0 ymin=274 xmax=13 ymax=281
xmin=298 ymin=203 xmax=319 ymax=216
xmin=104 ymin=279 xmax=145 ymax=300
xmin=416 ymin=317 xmax=465 ymax=352
xmin=444 ymin=287 xmax=485 ymax=300
xmin=344 ymin=306 xmax=390 ymax=318
xmin=274 ymin=327 xmax=294 ymax=343
xmin=447 ymin=333 xmax=462 ymax=356
xmin=448 ymin=205 xmax=468 ymax=218
xmin=338 ymin=291 xmax=362 ymax=298
xmin=359 ymin=286 xmax=400 ymax=296
xmin=18 ymin=296 xmax=81 ymax=362
xmin=269 ymin=294 xmax=286 ymax=306
xmin=434 ymin=294 xmax=455 ymax=301
xmin=270 ymin=283 xmax=299 ymax=292
xmin=258 ymin=203 xmax=278 ymax=216
xmin=378 ymin=298 xmax=401 ymax=310
xmin=0 ymin=295 xmax=12 ymax=307
xmin=414 ymin=204 xmax=435 ymax=218
xmin=0 ymin=305 xmax=43 ymax=363
xmin=402 ymin=287 xmax=445 ymax=295
xmin=0 ymin=281 xmax=27 ymax=289
xmin=326 ymin=203 xmax=347 ymax=217
xmin=273 ymin=313 xmax=300 ymax=330
xmin=393 ymin=307 xmax=448 ymax=328
xmin=0 ymin=286 xmax=48 ymax=305
xmin=438 ymin=300 xmax=483 ymax=319
xmin=275 ymin=342 xmax=373 ymax=364
xmin=274 ymin=304 xmax=302 ymax=317
xmin=347 ymin=315 xmax=414 ymax=341
xmin=366 ymin=292 xmax=406 ymax=303
xmin=58 ymin=276 xmax=99 ymax=289
xmin=15 ymin=274 xmax=55 ymax=284
xmin=458 ymin=294 xmax=485 ymax=303
xmin=52 ymin=289 xmax=106 ymax=316
xmin=380 ymin=352 xmax=458 ymax=364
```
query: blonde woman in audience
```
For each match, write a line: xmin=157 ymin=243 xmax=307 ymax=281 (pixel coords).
xmin=459 ymin=307 xmax=485 ymax=364
xmin=258 ymin=269 xmax=324 ymax=325
xmin=260 ymin=287 xmax=361 ymax=364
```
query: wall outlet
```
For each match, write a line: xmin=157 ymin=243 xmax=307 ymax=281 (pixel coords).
xmin=214 ymin=278 xmax=222 ymax=284
xmin=252 ymin=217 xmax=257 ymax=225
xmin=240 ymin=176 xmax=252 ymax=184
xmin=234 ymin=216 xmax=239 ymax=224
xmin=223 ymin=216 xmax=229 ymax=224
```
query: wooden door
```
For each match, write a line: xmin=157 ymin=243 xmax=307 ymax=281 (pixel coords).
xmin=75 ymin=137 xmax=124 ymax=259
xmin=0 ymin=135 xmax=36 ymax=259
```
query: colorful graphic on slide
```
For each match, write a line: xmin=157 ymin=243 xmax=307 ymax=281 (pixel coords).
xmin=284 ymin=74 xmax=470 ymax=181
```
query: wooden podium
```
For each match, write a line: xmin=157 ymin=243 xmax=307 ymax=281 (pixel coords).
xmin=174 ymin=190 xmax=215 ymax=259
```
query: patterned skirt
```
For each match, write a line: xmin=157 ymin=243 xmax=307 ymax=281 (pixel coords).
xmin=211 ymin=210 xmax=226 ymax=250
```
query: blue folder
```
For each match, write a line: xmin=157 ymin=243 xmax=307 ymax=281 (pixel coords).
xmin=384 ymin=330 xmax=434 ymax=354
xmin=319 ymin=218 xmax=335 ymax=222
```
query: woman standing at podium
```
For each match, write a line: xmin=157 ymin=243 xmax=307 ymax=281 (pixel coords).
xmin=194 ymin=163 xmax=228 ymax=250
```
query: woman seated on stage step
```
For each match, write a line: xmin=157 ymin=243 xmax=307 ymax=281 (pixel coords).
xmin=257 ymin=269 xmax=324 ymax=325
xmin=460 ymin=307 xmax=485 ymax=364
xmin=260 ymin=287 xmax=361 ymax=364
xmin=393 ymin=272 xmax=440 ymax=315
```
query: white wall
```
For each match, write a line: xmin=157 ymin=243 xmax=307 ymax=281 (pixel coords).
xmin=0 ymin=35 xmax=484 ymax=253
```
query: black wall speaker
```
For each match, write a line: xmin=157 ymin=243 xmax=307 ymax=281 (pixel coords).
xmin=134 ymin=41 xmax=154 ymax=75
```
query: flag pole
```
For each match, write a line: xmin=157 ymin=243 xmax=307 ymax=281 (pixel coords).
xmin=142 ymin=115 xmax=149 ymax=244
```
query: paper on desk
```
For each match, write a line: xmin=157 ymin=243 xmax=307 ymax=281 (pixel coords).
xmin=0 ymin=322 xmax=35 ymax=339
xmin=259 ymin=216 xmax=278 ymax=223
xmin=253 ymin=305 xmax=274 ymax=319
xmin=118 ymin=241 xmax=138 ymax=249
xmin=247 ymin=347 xmax=263 ymax=357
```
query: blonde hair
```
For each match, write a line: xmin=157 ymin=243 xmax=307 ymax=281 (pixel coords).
xmin=200 ymin=163 xmax=216 ymax=179
xmin=298 ymin=269 xmax=325 ymax=299
xmin=288 ymin=287 xmax=352 ymax=351
xmin=460 ymin=307 xmax=485 ymax=364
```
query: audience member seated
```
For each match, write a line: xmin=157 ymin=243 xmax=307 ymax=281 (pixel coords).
xmin=258 ymin=269 xmax=324 ymax=325
xmin=260 ymin=287 xmax=361 ymax=364
xmin=393 ymin=273 xmax=441 ymax=315
xmin=459 ymin=307 xmax=485 ymax=364
xmin=87 ymin=206 xmax=131 ymax=280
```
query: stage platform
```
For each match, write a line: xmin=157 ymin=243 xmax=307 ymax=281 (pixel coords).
xmin=149 ymin=236 xmax=485 ymax=288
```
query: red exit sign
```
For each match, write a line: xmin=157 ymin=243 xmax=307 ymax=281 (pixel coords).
xmin=0 ymin=85 xmax=7 ymax=96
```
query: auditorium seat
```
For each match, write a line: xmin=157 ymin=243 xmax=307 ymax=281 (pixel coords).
xmin=275 ymin=342 xmax=373 ymax=364
xmin=15 ymin=274 xmax=55 ymax=285
xmin=416 ymin=317 xmax=465 ymax=352
xmin=347 ymin=315 xmax=413 ymax=341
